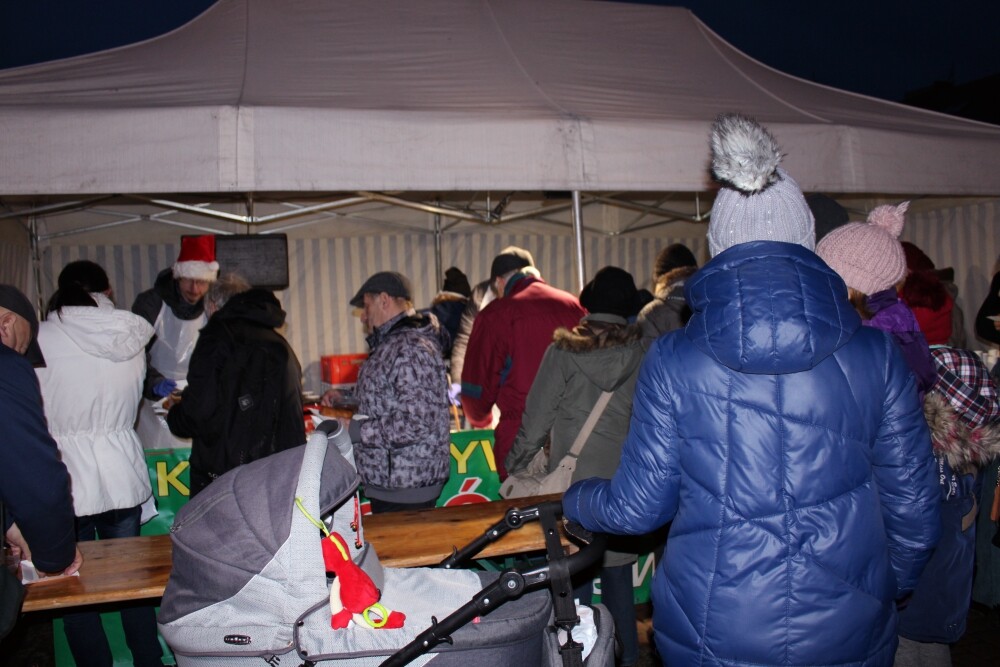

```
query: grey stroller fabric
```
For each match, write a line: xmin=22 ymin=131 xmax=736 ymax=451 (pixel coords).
xmin=157 ymin=431 xmax=542 ymax=666
xmin=158 ymin=430 xmax=612 ymax=666
xmin=297 ymin=571 xmax=553 ymax=665
xmin=160 ymin=432 xmax=379 ymax=624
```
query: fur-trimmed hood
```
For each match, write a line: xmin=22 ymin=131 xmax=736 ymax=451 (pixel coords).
xmin=652 ymin=266 xmax=698 ymax=300
xmin=923 ymin=391 xmax=1000 ymax=475
xmin=430 ymin=291 xmax=468 ymax=306
xmin=551 ymin=319 xmax=644 ymax=393
xmin=552 ymin=320 xmax=643 ymax=353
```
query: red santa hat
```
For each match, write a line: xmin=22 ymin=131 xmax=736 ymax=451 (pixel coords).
xmin=172 ymin=235 xmax=219 ymax=282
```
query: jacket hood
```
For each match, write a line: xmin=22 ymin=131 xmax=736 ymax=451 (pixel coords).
xmin=923 ymin=392 xmax=1000 ymax=475
xmin=652 ymin=266 xmax=697 ymax=300
xmin=369 ymin=311 xmax=447 ymax=352
xmin=153 ymin=267 xmax=206 ymax=320
xmin=553 ymin=319 xmax=644 ymax=392
xmin=685 ymin=241 xmax=861 ymax=374
xmin=214 ymin=289 xmax=286 ymax=329
xmin=48 ymin=294 xmax=154 ymax=362
xmin=397 ymin=312 xmax=449 ymax=349
xmin=431 ymin=291 xmax=468 ymax=306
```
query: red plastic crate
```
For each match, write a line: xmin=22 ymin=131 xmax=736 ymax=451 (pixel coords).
xmin=321 ymin=353 xmax=368 ymax=386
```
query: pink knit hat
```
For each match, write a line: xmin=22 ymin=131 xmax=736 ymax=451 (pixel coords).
xmin=816 ymin=202 xmax=909 ymax=295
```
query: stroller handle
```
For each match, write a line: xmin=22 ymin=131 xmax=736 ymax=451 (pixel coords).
xmin=440 ymin=500 xmax=600 ymax=568
xmin=380 ymin=499 xmax=607 ymax=667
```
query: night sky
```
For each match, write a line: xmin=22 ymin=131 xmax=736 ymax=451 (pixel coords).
xmin=1 ymin=0 xmax=999 ymax=103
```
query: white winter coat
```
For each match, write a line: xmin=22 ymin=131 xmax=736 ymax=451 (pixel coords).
xmin=36 ymin=294 xmax=155 ymax=517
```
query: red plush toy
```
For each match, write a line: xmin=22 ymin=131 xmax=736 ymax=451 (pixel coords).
xmin=322 ymin=532 xmax=405 ymax=630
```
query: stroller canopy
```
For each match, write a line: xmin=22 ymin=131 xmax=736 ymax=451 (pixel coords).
xmin=162 ymin=442 xmax=365 ymax=621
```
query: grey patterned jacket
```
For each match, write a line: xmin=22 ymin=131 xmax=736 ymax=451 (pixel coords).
xmin=353 ymin=311 xmax=451 ymax=500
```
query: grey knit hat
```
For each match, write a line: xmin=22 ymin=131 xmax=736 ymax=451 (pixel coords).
xmin=707 ymin=114 xmax=815 ymax=257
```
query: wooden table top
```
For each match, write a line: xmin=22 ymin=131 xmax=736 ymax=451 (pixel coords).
xmin=22 ymin=493 xmax=564 ymax=613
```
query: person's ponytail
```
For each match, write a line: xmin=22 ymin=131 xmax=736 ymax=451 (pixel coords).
xmin=46 ymin=260 xmax=110 ymax=318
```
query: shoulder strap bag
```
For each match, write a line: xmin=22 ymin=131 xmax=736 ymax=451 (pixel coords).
xmin=499 ymin=391 xmax=614 ymax=499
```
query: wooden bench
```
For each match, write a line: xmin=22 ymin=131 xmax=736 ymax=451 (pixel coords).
xmin=22 ymin=494 xmax=564 ymax=613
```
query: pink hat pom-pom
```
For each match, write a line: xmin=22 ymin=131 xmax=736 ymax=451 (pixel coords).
xmin=866 ymin=201 xmax=909 ymax=238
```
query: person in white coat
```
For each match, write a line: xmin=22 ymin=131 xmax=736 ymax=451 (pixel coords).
xmin=36 ymin=260 xmax=164 ymax=667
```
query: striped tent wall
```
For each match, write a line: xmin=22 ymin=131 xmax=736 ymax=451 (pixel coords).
xmin=0 ymin=241 xmax=30 ymax=293
xmin=903 ymin=200 xmax=1000 ymax=348
xmin=34 ymin=198 xmax=999 ymax=392
xmin=38 ymin=230 xmax=706 ymax=391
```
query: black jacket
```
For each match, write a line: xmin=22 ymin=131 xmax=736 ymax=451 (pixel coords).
xmin=167 ymin=289 xmax=305 ymax=496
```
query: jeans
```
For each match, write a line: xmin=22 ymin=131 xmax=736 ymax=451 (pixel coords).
xmin=62 ymin=505 xmax=164 ymax=667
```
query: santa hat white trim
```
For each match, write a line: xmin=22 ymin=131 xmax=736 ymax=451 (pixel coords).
xmin=173 ymin=260 xmax=220 ymax=282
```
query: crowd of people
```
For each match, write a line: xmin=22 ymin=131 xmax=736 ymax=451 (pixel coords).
xmin=4 ymin=112 xmax=1000 ymax=667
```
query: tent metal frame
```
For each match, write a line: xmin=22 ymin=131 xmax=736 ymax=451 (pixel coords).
xmin=5 ymin=190 xmax=708 ymax=294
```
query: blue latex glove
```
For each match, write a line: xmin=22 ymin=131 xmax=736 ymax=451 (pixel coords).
xmin=448 ymin=382 xmax=462 ymax=407
xmin=153 ymin=378 xmax=177 ymax=399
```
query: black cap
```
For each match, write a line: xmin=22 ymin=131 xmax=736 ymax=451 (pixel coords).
xmin=489 ymin=247 xmax=534 ymax=280
xmin=349 ymin=271 xmax=413 ymax=308
xmin=579 ymin=266 xmax=640 ymax=319
xmin=0 ymin=284 xmax=45 ymax=366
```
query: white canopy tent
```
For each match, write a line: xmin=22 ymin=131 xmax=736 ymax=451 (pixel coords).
xmin=2 ymin=0 xmax=1000 ymax=195
xmin=2 ymin=0 xmax=999 ymax=389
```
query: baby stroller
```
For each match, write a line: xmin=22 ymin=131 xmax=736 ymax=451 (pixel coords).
xmin=158 ymin=423 xmax=615 ymax=666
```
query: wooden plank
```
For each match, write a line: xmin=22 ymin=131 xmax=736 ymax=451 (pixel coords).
xmin=21 ymin=534 xmax=173 ymax=613
xmin=22 ymin=494 xmax=563 ymax=613
xmin=363 ymin=493 xmax=565 ymax=567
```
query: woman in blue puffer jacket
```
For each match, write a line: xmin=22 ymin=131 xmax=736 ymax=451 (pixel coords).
xmin=564 ymin=114 xmax=941 ymax=667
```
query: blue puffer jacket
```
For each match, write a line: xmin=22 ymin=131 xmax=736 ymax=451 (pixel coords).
xmin=564 ymin=242 xmax=941 ymax=667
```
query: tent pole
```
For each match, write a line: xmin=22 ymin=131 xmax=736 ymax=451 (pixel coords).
xmin=29 ymin=216 xmax=43 ymax=313
xmin=246 ymin=193 xmax=254 ymax=233
xmin=434 ymin=212 xmax=443 ymax=291
xmin=572 ymin=191 xmax=586 ymax=293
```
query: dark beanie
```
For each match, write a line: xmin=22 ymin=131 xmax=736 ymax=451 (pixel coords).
xmin=579 ymin=266 xmax=639 ymax=319
xmin=442 ymin=267 xmax=472 ymax=298
xmin=653 ymin=244 xmax=697 ymax=280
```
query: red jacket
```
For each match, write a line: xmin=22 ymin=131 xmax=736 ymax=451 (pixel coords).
xmin=461 ymin=274 xmax=585 ymax=478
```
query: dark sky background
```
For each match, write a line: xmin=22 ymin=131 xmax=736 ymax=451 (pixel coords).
xmin=1 ymin=1 xmax=999 ymax=103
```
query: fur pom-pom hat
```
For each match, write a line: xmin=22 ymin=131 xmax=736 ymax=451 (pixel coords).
xmin=816 ymin=202 xmax=909 ymax=296
xmin=707 ymin=113 xmax=815 ymax=256
xmin=172 ymin=235 xmax=219 ymax=282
